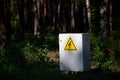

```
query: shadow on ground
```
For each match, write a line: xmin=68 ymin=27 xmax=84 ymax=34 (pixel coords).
xmin=0 ymin=61 xmax=120 ymax=80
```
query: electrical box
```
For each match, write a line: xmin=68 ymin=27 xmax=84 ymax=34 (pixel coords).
xmin=59 ymin=33 xmax=90 ymax=71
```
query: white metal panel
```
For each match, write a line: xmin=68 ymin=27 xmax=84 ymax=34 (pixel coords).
xmin=59 ymin=33 xmax=90 ymax=71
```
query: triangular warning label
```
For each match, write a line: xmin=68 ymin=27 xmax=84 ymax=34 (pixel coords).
xmin=64 ymin=37 xmax=77 ymax=50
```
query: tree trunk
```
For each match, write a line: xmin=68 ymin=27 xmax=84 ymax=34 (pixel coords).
xmin=57 ymin=0 xmax=60 ymax=33
xmin=100 ymin=0 xmax=109 ymax=39
xmin=18 ymin=0 xmax=25 ymax=38
xmin=83 ymin=5 xmax=87 ymax=32
xmin=0 ymin=0 xmax=6 ymax=47
xmin=53 ymin=1 xmax=56 ymax=33
xmin=109 ymin=0 xmax=112 ymax=34
xmin=70 ymin=0 xmax=75 ymax=32
xmin=43 ymin=0 xmax=46 ymax=30
xmin=86 ymin=0 xmax=91 ymax=32
xmin=3 ymin=0 xmax=11 ymax=46
xmin=34 ymin=0 xmax=40 ymax=37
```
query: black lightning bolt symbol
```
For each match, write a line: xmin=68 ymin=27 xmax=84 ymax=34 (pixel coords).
xmin=68 ymin=41 xmax=71 ymax=49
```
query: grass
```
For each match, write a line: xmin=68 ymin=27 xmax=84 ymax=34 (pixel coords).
xmin=0 ymin=61 xmax=120 ymax=80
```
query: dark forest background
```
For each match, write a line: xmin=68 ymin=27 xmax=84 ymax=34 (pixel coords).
xmin=0 ymin=0 xmax=120 ymax=74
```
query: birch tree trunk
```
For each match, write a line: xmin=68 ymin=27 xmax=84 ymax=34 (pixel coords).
xmin=100 ymin=0 xmax=109 ymax=39
xmin=86 ymin=0 xmax=91 ymax=32
xmin=70 ymin=0 xmax=75 ymax=32
xmin=34 ymin=0 xmax=40 ymax=37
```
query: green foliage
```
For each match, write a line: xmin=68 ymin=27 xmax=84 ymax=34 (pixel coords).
xmin=7 ymin=27 xmax=58 ymax=66
xmin=91 ymin=34 xmax=104 ymax=67
xmin=22 ymin=42 xmax=48 ymax=64
xmin=10 ymin=0 xmax=19 ymax=29
xmin=0 ymin=47 xmax=8 ymax=67
xmin=0 ymin=35 xmax=20 ymax=73
xmin=43 ymin=33 xmax=58 ymax=50
xmin=102 ymin=52 xmax=117 ymax=71
xmin=90 ymin=34 xmax=117 ymax=71
xmin=0 ymin=47 xmax=16 ymax=73
xmin=112 ymin=29 xmax=120 ymax=40
xmin=92 ymin=46 xmax=104 ymax=67
xmin=100 ymin=19 xmax=105 ymax=29
xmin=0 ymin=33 xmax=50 ymax=72
xmin=39 ymin=26 xmax=59 ymax=50
xmin=24 ymin=26 xmax=59 ymax=51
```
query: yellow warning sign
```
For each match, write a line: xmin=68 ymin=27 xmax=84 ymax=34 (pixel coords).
xmin=64 ymin=37 xmax=77 ymax=50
